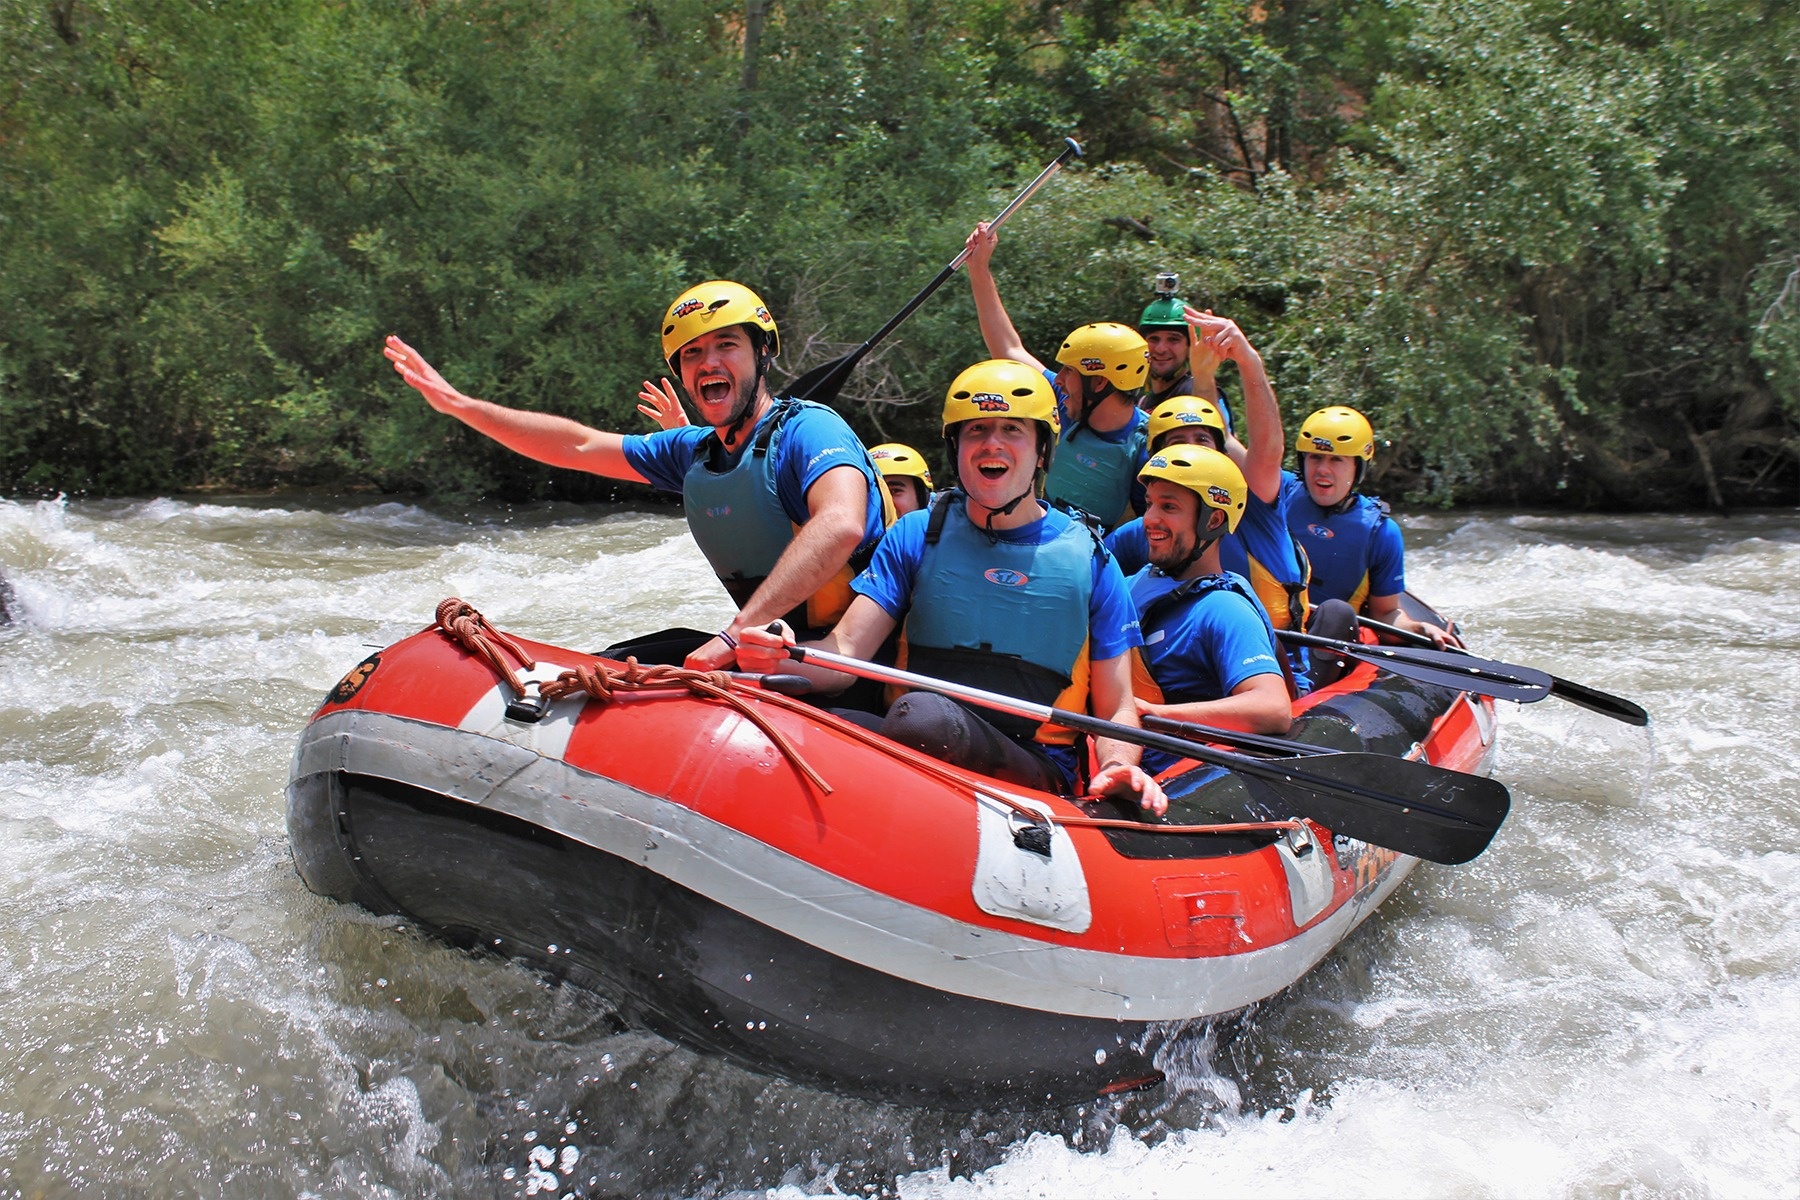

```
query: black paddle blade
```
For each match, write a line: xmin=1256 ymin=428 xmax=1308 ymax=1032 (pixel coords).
xmin=785 ymin=352 xmax=860 ymax=406
xmin=1340 ymin=642 xmax=1553 ymax=703
xmin=1236 ymin=751 xmax=1511 ymax=866
xmin=1548 ymin=676 xmax=1650 ymax=726
xmin=1357 ymin=613 xmax=1648 ymax=726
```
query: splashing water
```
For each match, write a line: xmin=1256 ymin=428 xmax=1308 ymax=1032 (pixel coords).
xmin=2 ymin=496 xmax=1796 ymax=1198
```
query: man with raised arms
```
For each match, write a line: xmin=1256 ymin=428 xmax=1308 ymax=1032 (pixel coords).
xmin=963 ymin=222 xmax=1152 ymax=531
xmin=1105 ymin=310 xmax=1313 ymax=637
xmin=737 ymin=360 xmax=1165 ymax=816
xmin=385 ymin=280 xmax=888 ymax=671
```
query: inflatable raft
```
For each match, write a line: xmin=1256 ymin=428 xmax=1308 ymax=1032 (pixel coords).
xmin=287 ymin=601 xmax=1501 ymax=1106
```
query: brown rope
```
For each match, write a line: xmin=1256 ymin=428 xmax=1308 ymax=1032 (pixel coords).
xmin=435 ymin=597 xmax=536 ymax=698
xmin=538 ymin=657 xmax=833 ymax=796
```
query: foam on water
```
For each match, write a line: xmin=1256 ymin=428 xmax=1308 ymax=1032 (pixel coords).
xmin=2 ymin=497 xmax=1797 ymax=1198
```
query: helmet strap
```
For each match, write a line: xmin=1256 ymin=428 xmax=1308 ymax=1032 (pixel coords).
xmin=946 ymin=423 xmax=1048 ymax=543
xmin=1067 ymin=373 xmax=1110 ymax=432
xmin=1165 ymin=509 xmax=1225 ymax=578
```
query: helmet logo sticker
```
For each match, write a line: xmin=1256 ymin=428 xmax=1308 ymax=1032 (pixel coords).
xmin=754 ymin=306 xmax=772 ymax=323
xmin=1308 ymin=435 xmax=1335 ymax=452
xmin=972 ymin=392 xmax=1009 ymax=412
xmin=1080 ymin=357 xmax=1104 ymax=372
xmin=984 ymin=568 xmax=1029 ymax=587
xmin=672 ymin=298 xmax=704 ymax=317
xmin=1206 ymin=484 xmax=1233 ymax=506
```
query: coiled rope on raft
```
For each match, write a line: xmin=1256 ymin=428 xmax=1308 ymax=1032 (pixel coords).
xmin=435 ymin=597 xmax=831 ymax=795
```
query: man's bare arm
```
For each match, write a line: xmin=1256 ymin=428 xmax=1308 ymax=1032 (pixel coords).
xmin=386 ymin=335 xmax=647 ymax=482
xmin=963 ymin=224 xmax=1047 ymax=372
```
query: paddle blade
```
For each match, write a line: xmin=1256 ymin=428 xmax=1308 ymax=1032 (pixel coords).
xmin=1549 ymin=676 xmax=1650 ymax=726
xmin=785 ymin=352 xmax=860 ymax=406
xmin=1340 ymin=643 xmax=1553 ymax=703
xmin=1238 ymin=751 xmax=1512 ymax=866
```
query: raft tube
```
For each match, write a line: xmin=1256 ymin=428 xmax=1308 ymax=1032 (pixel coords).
xmin=287 ymin=612 xmax=1496 ymax=1107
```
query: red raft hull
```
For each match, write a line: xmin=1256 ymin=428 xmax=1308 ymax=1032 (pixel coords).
xmin=287 ymin=622 xmax=1496 ymax=1107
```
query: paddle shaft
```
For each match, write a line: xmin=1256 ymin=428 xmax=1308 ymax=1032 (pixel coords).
xmin=1141 ymin=713 xmax=1330 ymax=758
xmin=788 ymin=138 xmax=1081 ymax=402
xmin=1355 ymin=615 xmax=1650 ymax=726
xmin=784 ymin=644 xmax=1500 ymax=855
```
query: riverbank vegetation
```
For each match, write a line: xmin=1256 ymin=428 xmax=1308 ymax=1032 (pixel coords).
xmin=3 ymin=0 xmax=1795 ymax=508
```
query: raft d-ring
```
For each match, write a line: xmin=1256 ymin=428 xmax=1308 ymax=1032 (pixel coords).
xmin=504 ymin=682 xmax=551 ymax=724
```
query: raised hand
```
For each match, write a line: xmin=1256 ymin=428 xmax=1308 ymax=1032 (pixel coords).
xmin=384 ymin=335 xmax=463 ymax=414
xmin=636 ymin=377 xmax=690 ymax=430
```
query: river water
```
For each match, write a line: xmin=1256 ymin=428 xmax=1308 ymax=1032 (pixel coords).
xmin=1 ymin=494 xmax=1796 ymax=1198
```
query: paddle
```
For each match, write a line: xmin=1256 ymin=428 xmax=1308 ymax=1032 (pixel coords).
xmin=1275 ymin=628 xmax=1554 ymax=704
xmin=780 ymin=642 xmax=1510 ymax=866
xmin=785 ymin=138 xmax=1083 ymax=406
xmin=1141 ymin=713 xmax=1333 ymax=758
xmin=1356 ymin=615 xmax=1651 ymax=726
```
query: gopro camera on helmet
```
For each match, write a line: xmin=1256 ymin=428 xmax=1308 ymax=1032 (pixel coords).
xmin=1153 ymin=271 xmax=1179 ymax=297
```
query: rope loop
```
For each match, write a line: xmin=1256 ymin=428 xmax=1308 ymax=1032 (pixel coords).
xmin=434 ymin=597 xmax=537 ymax=697
xmin=431 ymin=599 xmax=830 ymax=796
xmin=540 ymin=656 xmax=831 ymax=795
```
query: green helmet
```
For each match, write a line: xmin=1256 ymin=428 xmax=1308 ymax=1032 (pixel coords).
xmin=1138 ymin=294 xmax=1189 ymax=334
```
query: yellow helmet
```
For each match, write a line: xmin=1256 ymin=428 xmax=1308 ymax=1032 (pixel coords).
xmin=1054 ymin=323 xmax=1150 ymax=392
xmin=941 ymin=360 xmax=1060 ymax=433
xmin=1147 ymin=396 xmax=1227 ymax=449
xmin=869 ymin=443 xmax=933 ymax=490
xmin=659 ymin=280 xmax=780 ymax=371
xmin=1294 ymin=405 xmax=1375 ymax=460
xmin=1138 ymin=445 xmax=1247 ymax=535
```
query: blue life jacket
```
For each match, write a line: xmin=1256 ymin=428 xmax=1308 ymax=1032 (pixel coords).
xmin=1285 ymin=488 xmax=1392 ymax=612
xmin=682 ymin=398 xmax=878 ymax=637
xmin=902 ymin=493 xmax=1102 ymax=741
xmin=1130 ymin=570 xmax=1295 ymax=704
xmin=1043 ymin=409 xmax=1148 ymax=529
xmin=1220 ymin=492 xmax=1311 ymax=631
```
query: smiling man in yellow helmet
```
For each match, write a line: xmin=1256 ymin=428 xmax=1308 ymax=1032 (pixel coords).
xmin=384 ymin=281 xmax=888 ymax=670
xmin=1129 ymin=443 xmax=1291 ymax=775
xmin=1281 ymin=405 xmax=1461 ymax=652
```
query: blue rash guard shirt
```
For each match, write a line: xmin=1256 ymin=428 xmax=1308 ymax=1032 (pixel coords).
xmin=1131 ymin=568 xmax=1284 ymax=775
xmin=620 ymin=400 xmax=887 ymax=558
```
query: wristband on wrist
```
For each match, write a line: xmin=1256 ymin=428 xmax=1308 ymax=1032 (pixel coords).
xmin=718 ymin=628 xmax=738 ymax=650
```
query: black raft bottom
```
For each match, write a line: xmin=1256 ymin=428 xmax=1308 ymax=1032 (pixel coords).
xmin=289 ymin=769 xmax=1179 ymax=1108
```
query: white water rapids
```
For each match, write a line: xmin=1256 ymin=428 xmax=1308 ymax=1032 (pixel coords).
xmin=1 ymin=495 xmax=1796 ymax=1198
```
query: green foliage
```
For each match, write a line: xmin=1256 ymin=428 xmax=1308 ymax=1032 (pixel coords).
xmin=0 ymin=0 xmax=1793 ymax=507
